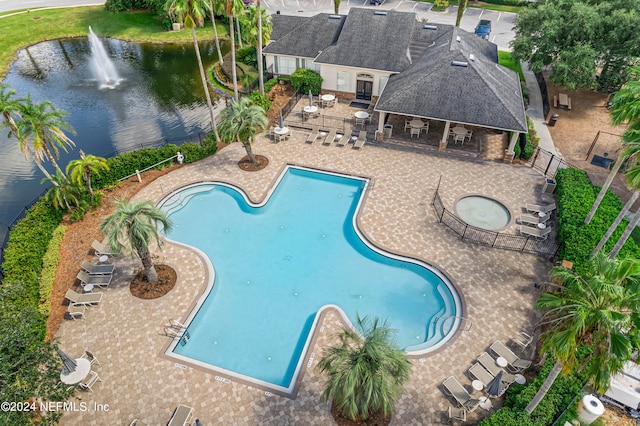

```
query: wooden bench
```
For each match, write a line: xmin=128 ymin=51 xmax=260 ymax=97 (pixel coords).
xmin=553 ymin=95 xmax=558 ymax=108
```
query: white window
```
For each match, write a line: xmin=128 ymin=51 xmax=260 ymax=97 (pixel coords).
xmin=378 ymin=76 xmax=389 ymax=95
xmin=304 ymin=60 xmax=321 ymax=73
xmin=277 ymin=57 xmax=297 ymax=75
xmin=337 ymin=71 xmax=350 ymax=92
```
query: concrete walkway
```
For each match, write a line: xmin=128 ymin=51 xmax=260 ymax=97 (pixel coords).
xmin=521 ymin=62 xmax=559 ymax=157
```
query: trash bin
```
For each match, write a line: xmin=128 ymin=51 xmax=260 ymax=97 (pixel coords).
xmin=383 ymin=124 xmax=393 ymax=139
xmin=577 ymin=395 xmax=605 ymax=425
xmin=542 ymin=178 xmax=556 ymax=194
xmin=548 ymin=114 xmax=559 ymax=127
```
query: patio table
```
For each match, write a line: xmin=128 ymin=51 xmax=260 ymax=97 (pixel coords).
xmin=303 ymin=106 xmax=318 ymax=114
xmin=321 ymin=94 xmax=335 ymax=107
xmin=60 ymin=358 xmax=91 ymax=385
xmin=354 ymin=111 xmax=370 ymax=119
xmin=409 ymin=119 xmax=424 ymax=128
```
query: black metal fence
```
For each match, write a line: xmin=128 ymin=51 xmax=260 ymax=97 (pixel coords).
xmin=528 ymin=147 xmax=576 ymax=178
xmin=281 ymin=92 xmax=356 ymax=132
xmin=0 ymin=130 xmax=210 ymax=280
xmin=535 ymin=71 xmax=551 ymax=121
xmin=431 ymin=187 xmax=559 ymax=257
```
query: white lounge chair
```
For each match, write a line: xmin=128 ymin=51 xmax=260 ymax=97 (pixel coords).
xmin=77 ymin=270 xmax=112 ymax=289
xmin=519 ymin=212 xmax=550 ymax=226
xmin=442 ymin=376 xmax=479 ymax=412
xmin=91 ymin=240 xmax=121 ymax=257
xmin=81 ymin=350 xmax=101 ymax=367
xmin=336 ymin=133 xmax=348 ymax=146
xmin=513 ymin=331 xmax=534 ymax=350
xmin=67 ymin=304 xmax=86 ymax=320
xmin=78 ymin=371 xmax=102 ymax=392
xmin=168 ymin=405 xmax=193 ymax=426
xmin=477 ymin=352 xmax=516 ymax=384
xmin=81 ymin=260 xmax=115 ymax=276
xmin=468 ymin=363 xmax=494 ymax=387
xmin=353 ymin=131 xmax=367 ymax=149
xmin=65 ymin=289 xmax=103 ymax=306
xmin=519 ymin=225 xmax=551 ymax=239
xmin=525 ymin=202 xmax=556 ymax=214
xmin=448 ymin=406 xmax=466 ymax=422
xmin=306 ymin=125 xmax=319 ymax=143
xmin=323 ymin=128 xmax=336 ymax=145
xmin=490 ymin=341 xmax=532 ymax=373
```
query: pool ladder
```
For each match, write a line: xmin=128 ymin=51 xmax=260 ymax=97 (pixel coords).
xmin=164 ymin=319 xmax=189 ymax=342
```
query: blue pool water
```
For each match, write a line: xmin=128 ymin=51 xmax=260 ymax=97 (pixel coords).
xmin=161 ymin=167 xmax=459 ymax=391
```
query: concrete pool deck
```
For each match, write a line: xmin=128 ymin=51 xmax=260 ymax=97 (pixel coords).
xmin=57 ymin=131 xmax=553 ymax=425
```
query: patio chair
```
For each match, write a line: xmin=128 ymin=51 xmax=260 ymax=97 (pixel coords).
xmin=81 ymin=350 xmax=101 ymax=367
xmin=77 ymin=270 xmax=112 ymax=289
xmin=453 ymin=133 xmax=465 ymax=145
xmin=336 ymin=134 xmax=348 ymax=147
xmin=410 ymin=127 xmax=420 ymax=138
xmin=477 ymin=352 xmax=516 ymax=384
xmin=525 ymin=202 xmax=556 ymax=214
xmin=168 ymin=404 xmax=193 ymax=426
xmin=519 ymin=225 xmax=551 ymax=240
xmin=448 ymin=406 xmax=466 ymax=423
xmin=91 ymin=240 xmax=120 ymax=257
xmin=67 ymin=304 xmax=87 ymax=320
xmin=81 ymin=260 xmax=115 ymax=276
xmin=465 ymin=129 xmax=473 ymax=141
xmin=441 ymin=376 xmax=479 ymax=412
xmin=421 ymin=121 xmax=430 ymax=134
xmin=78 ymin=371 xmax=102 ymax=392
xmin=490 ymin=341 xmax=532 ymax=373
xmin=306 ymin=125 xmax=319 ymax=143
xmin=404 ymin=119 xmax=411 ymax=131
xmin=468 ymin=363 xmax=494 ymax=387
xmin=353 ymin=131 xmax=367 ymax=149
xmin=355 ymin=117 xmax=366 ymax=128
xmin=519 ymin=212 xmax=550 ymax=226
xmin=323 ymin=128 xmax=336 ymax=145
xmin=65 ymin=289 xmax=103 ymax=306
xmin=512 ymin=331 xmax=534 ymax=350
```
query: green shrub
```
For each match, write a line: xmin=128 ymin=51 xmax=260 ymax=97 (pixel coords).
xmin=478 ymin=407 xmax=535 ymax=426
xmin=432 ymin=0 xmax=449 ymax=11
xmin=514 ymin=116 xmax=538 ymax=160
xmin=555 ymin=168 xmax=640 ymax=272
xmin=264 ymin=78 xmax=278 ymax=93
xmin=249 ymin=91 xmax=271 ymax=113
xmin=38 ymin=225 xmax=66 ymax=317
xmin=236 ymin=46 xmax=257 ymax=68
xmin=290 ymin=68 xmax=323 ymax=95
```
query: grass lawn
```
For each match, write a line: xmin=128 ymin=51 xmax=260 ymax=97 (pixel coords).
xmin=498 ymin=50 xmax=524 ymax=81
xmin=0 ymin=7 xmax=228 ymax=78
xmin=417 ymin=0 xmax=522 ymax=13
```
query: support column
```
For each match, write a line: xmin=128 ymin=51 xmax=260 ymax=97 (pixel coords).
xmin=504 ymin=132 xmax=518 ymax=163
xmin=440 ymin=121 xmax=451 ymax=151
xmin=376 ymin=112 xmax=387 ymax=141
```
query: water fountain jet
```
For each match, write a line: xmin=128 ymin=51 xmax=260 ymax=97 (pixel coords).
xmin=88 ymin=26 xmax=121 ymax=89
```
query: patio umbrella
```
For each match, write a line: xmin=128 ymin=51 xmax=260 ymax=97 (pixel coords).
xmin=279 ymin=110 xmax=284 ymax=129
xmin=486 ymin=370 xmax=503 ymax=397
xmin=57 ymin=348 xmax=77 ymax=375
xmin=308 ymin=89 xmax=313 ymax=107
xmin=195 ymin=420 xmax=203 ymax=426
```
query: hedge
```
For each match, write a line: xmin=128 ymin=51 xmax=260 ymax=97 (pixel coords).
xmin=38 ymin=225 xmax=66 ymax=317
xmin=555 ymin=168 xmax=640 ymax=273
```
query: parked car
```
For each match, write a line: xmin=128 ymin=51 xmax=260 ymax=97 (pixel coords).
xmin=474 ymin=20 xmax=491 ymax=40
xmin=370 ymin=0 xmax=382 ymax=5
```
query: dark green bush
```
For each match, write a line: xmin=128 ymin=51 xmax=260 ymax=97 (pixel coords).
xmin=105 ymin=0 xmax=165 ymax=14
xmin=555 ymin=168 xmax=640 ymax=272
xmin=236 ymin=47 xmax=257 ymax=68
xmin=249 ymin=91 xmax=271 ymax=113
xmin=264 ymin=78 xmax=279 ymax=93
xmin=290 ymin=69 xmax=322 ymax=95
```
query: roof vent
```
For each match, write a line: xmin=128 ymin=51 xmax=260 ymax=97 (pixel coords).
xmin=469 ymin=54 xmax=476 ymax=61
xmin=452 ymin=61 xmax=469 ymax=67
xmin=456 ymin=36 xmax=461 ymax=43
xmin=423 ymin=24 xmax=437 ymax=30
xmin=374 ymin=11 xmax=387 ymax=16
xmin=329 ymin=14 xmax=341 ymax=19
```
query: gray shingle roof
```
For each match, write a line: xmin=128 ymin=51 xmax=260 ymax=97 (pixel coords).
xmin=315 ymin=8 xmax=416 ymax=72
xmin=262 ymin=14 xmax=345 ymax=59
xmin=375 ymin=28 xmax=527 ymax=132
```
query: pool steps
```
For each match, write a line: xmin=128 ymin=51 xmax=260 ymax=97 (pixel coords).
xmin=160 ymin=184 xmax=216 ymax=216
xmin=407 ymin=283 xmax=458 ymax=352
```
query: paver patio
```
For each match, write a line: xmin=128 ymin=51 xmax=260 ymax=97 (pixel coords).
xmin=57 ymin=130 xmax=553 ymax=425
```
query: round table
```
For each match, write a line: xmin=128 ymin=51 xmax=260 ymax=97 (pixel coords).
xmin=354 ymin=111 xmax=370 ymax=119
xmin=98 ymin=255 xmax=109 ymax=264
xmin=478 ymin=396 xmax=493 ymax=411
xmin=321 ymin=94 xmax=335 ymax=102
xmin=83 ymin=284 xmax=94 ymax=293
xmin=60 ymin=358 xmax=91 ymax=385
xmin=303 ymin=106 xmax=318 ymax=113
xmin=537 ymin=211 xmax=546 ymax=217
xmin=537 ymin=222 xmax=547 ymax=229
xmin=496 ymin=357 xmax=508 ymax=368
xmin=274 ymin=127 xmax=289 ymax=136
xmin=514 ymin=374 xmax=526 ymax=385
xmin=472 ymin=380 xmax=484 ymax=392
xmin=410 ymin=119 xmax=424 ymax=128
xmin=452 ymin=126 xmax=467 ymax=136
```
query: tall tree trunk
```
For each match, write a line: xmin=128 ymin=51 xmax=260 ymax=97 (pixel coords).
xmin=44 ymin=147 xmax=66 ymax=179
xmin=235 ymin=17 xmax=243 ymax=48
xmin=242 ymin=139 xmax=256 ymax=164
xmin=257 ymin=0 xmax=264 ymax=95
xmin=586 ymin=157 xmax=625 ymax=224
xmin=609 ymin=206 xmax=640 ymax=258
xmin=85 ymin=168 xmax=94 ymax=202
xmin=191 ymin=28 xmax=220 ymax=142
xmin=209 ymin=2 xmax=224 ymax=65
xmin=591 ymin=191 xmax=639 ymax=257
xmin=525 ymin=360 xmax=563 ymax=414
xmin=455 ymin=0 xmax=467 ymax=27
xmin=229 ymin=16 xmax=239 ymax=102
xmin=140 ymin=251 xmax=159 ymax=284
xmin=35 ymin=159 xmax=55 ymax=183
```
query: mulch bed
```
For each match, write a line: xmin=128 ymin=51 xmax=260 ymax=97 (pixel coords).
xmin=129 ymin=264 xmax=177 ymax=299
xmin=238 ymin=154 xmax=269 ymax=171
xmin=330 ymin=403 xmax=392 ymax=426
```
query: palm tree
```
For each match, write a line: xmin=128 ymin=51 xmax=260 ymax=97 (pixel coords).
xmin=524 ymin=252 xmax=640 ymax=414
xmin=240 ymin=4 xmax=272 ymax=95
xmin=208 ymin=0 xmax=224 ymax=65
xmin=333 ymin=0 xmax=340 ymax=14
xmin=100 ymin=200 xmax=173 ymax=284
xmin=0 ymin=83 xmax=22 ymax=137
xmin=218 ymin=97 xmax=267 ymax=164
xmin=14 ymin=95 xmax=76 ymax=180
xmin=223 ymin=0 xmax=246 ymax=102
xmin=455 ymin=0 xmax=468 ymax=27
xmin=66 ymin=150 xmax=109 ymax=202
xmin=165 ymin=0 xmax=221 ymax=142
xmin=41 ymin=169 xmax=83 ymax=211
xmin=317 ymin=315 xmax=411 ymax=421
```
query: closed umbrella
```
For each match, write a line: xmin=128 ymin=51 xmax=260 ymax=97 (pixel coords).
xmin=195 ymin=420 xmax=203 ymax=426
xmin=486 ymin=370 xmax=503 ymax=397
xmin=57 ymin=348 xmax=77 ymax=375
xmin=308 ymin=90 xmax=313 ymax=107
xmin=279 ymin=110 xmax=284 ymax=129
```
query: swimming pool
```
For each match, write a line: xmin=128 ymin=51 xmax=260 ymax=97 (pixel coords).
xmin=160 ymin=166 xmax=461 ymax=394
